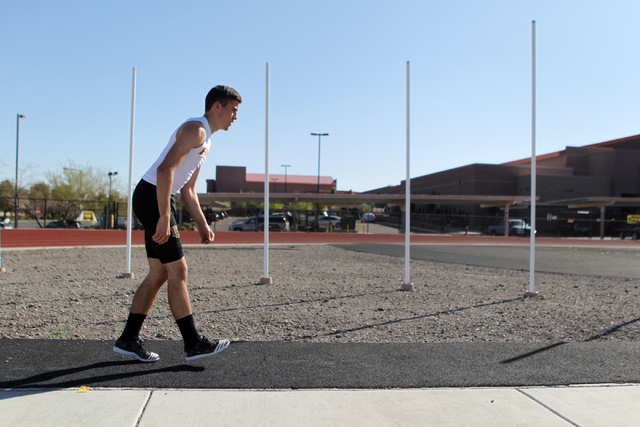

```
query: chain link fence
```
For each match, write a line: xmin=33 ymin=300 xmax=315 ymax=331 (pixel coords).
xmin=3 ymin=196 xmax=639 ymax=238
xmin=0 ymin=196 xmax=131 ymax=229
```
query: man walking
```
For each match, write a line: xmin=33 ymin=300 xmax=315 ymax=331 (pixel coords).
xmin=113 ymin=86 xmax=242 ymax=362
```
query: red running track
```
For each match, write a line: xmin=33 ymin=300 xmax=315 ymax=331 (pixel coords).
xmin=1 ymin=229 xmax=638 ymax=248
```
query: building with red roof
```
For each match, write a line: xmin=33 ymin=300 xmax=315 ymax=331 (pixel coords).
xmin=207 ymin=166 xmax=337 ymax=194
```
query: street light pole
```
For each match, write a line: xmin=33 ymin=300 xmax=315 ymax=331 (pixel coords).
xmin=107 ymin=171 xmax=118 ymax=229
xmin=310 ymin=133 xmax=328 ymax=194
xmin=14 ymin=114 xmax=25 ymax=229
xmin=310 ymin=133 xmax=328 ymax=230
xmin=281 ymin=164 xmax=291 ymax=193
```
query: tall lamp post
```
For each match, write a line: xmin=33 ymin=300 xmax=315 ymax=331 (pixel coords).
xmin=310 ymin=133 xmax=328 ymax=193
xmin=281 ymin=164 xmax=291 ymax=193
xmin=107 ymin=171 xmax=118 ymax=229
xmin=14 ymin=114 xmax=25 ymax=229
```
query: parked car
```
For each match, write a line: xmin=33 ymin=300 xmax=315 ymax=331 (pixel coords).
xmin=75 ymin=210 xmax=97 ymax=227
xmin=316 ymin=215 xmax=341 ymax=228
xmin=45 ymin=220 xmax=83 ymax=229
xmin=360 ymin=213 xmax=376 ymax=223
xmin=229 ymin=216 xmax=289 ymax=231
xmin=203 ymin=208 xmax=220 ymax=222
xmin=487 ymin=219 xmax=532 ymax=236
xmin=619 ymin=225 xmax=640 ymax=240
xmin=116 ymin=217 xmax=144 ymax=230
xmin=0 ymin=222 xmax=13 ymax=229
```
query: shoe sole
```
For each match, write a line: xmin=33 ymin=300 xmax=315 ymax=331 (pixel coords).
xmin=185 ymin=339 xmax=230 ymax=362
xmin=113 ymin=346 xmax=160 ymax=363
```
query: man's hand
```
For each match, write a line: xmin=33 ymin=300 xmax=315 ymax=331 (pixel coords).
xmin=199 ymin=225 xmax=215 ymax=244
xmin=152 ymin=216 xmax=171 ymax=245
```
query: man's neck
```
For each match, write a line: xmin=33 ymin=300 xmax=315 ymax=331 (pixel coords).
xmin=204 ymin=113 xmax=219 ymax=133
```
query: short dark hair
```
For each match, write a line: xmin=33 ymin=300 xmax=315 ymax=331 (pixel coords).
xmin=205 ymin=86 xmax=242 ymax=112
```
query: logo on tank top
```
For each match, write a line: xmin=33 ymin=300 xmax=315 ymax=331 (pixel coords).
xmin=198 ymin=146 xmax=210 ymax=158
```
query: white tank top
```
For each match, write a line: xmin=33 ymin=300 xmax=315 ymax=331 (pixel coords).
xmin=142 ymin=117 xmax=212 ymax=195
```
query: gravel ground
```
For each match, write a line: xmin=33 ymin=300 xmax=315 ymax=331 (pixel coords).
xmin=1 ymin=245 xmax=639 ymax=343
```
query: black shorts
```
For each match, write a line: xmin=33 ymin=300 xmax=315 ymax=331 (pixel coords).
xmin=133 ymin=179 xmax=184 ymax=264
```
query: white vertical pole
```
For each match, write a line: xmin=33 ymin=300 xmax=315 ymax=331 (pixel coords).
xmin=260 ymin=62 xmax=272 ymax=285
xmin=528 ymin=22 xmax=538 ymax=296
xmin=124 ymin=67 xmax=137 ymax=279
xmin=402 ymin=61 xmax=414 ymax=291
xmin=0 ymin=228 xmax=4 ymax=272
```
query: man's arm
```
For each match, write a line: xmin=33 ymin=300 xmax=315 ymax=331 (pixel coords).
xmin=180 ymin=167 xmax=214 ymax=244
xmin=152 ymin=121 xmax=206 ymax=245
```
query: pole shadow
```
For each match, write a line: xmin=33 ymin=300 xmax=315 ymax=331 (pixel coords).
xmin=500 ymin=315 xmax=640 ymax=364
xmin=298 ymin=296 xmax=526 ymax=340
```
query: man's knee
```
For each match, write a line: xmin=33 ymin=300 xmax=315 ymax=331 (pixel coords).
xmin=147 ymin=258 xmax=169 ymax=284
xmin=165 ymin=258 xmax=188 ymax=283
xmin=147 ymin=269 xmax=169 ymax=285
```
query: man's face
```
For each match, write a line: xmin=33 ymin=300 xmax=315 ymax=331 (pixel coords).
xmin=217 ymin=100 xmax=240 ymax=131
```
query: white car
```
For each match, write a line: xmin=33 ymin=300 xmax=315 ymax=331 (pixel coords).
xmin=316 ymin=215 xmax=341 ymax=228
xmin=229 ymin=216 xmax=289 ymax=231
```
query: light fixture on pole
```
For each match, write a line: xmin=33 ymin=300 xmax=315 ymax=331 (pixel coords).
xmin=310 ymin=133 xmax=328 ymax=194
xmin=281 ymin=164 xmax=291 ymax=193
xmin=14 ymin=114 xmax=25 ymax=229
xmin=107 ymin=171 xmax=118 ymax=229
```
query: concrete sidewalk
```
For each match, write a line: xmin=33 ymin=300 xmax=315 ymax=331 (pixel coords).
xmin=2 ymin=385 xmax=640 ymax=426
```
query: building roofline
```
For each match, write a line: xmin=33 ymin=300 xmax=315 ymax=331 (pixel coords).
xmin=502 ymin=133 xmax=640 ymax=166
xmin=502 ymin=150 xmax=565 ymax=166
xmin=246 ymin=173 xmax=335 ymax=185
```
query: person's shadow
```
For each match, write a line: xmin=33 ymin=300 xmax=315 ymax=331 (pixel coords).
xmin=0 ymin=360 xmax=204 ymax=391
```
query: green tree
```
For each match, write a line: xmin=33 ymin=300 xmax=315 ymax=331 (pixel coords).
xmin=296 ymin=202 xmax=328 ymax=212
xmin=359 ymin=203 xmax=373 ymax=213
xmin=23 ymin=182 xmax=51 ymax=226
xmin=45 ymin=161 xmax=118 ymax=201
xmin=0 ymin=179 xmax=14 ymax=214
xmin=44 ymin=161 xmax=124 ymax=222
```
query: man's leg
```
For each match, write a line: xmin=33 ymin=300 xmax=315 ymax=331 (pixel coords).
xmin=163 ymin=257 xmax=230 ymax=361
xmin=163 ymin=257 xmax=192 ymax=320
xmin=130 ymin=258 xmax=169 ymax=315
xmin=113 ymin=258 xmax=167 ymax=362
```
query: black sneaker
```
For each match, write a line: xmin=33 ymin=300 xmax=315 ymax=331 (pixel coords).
xmin=113 ymin=338 xmax=160 ymax=362
xmin=185 ymin=337 xmax=230 ymax=361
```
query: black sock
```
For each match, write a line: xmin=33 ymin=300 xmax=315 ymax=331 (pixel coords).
xmin=176 ymin=314 xmax=200 ymax=348
xmin=120 ymin=312 xmax=147 ymax=341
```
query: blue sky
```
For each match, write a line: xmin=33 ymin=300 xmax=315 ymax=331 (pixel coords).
xmin=2 ymin=1 xmax=640 ymax=194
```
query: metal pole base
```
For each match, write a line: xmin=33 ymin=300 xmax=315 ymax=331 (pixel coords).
xmin=400 ymin=282 xmax=415 ymax=291
xmin=259 ymin=277 xmax=273 ymax=285
xmin=524 ymin=291 xmax=544 ymax=299
xmin=121 ymin=272 xmax=135 ymax=279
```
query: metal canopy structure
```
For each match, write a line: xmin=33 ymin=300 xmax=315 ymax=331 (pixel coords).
xmin=541 ymin=197 xmax=640 ymax=239
xmin=189 ymin=192 xmax=533 ymax=208
xmin=541 ymin=197 xmax=640 ymax=209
